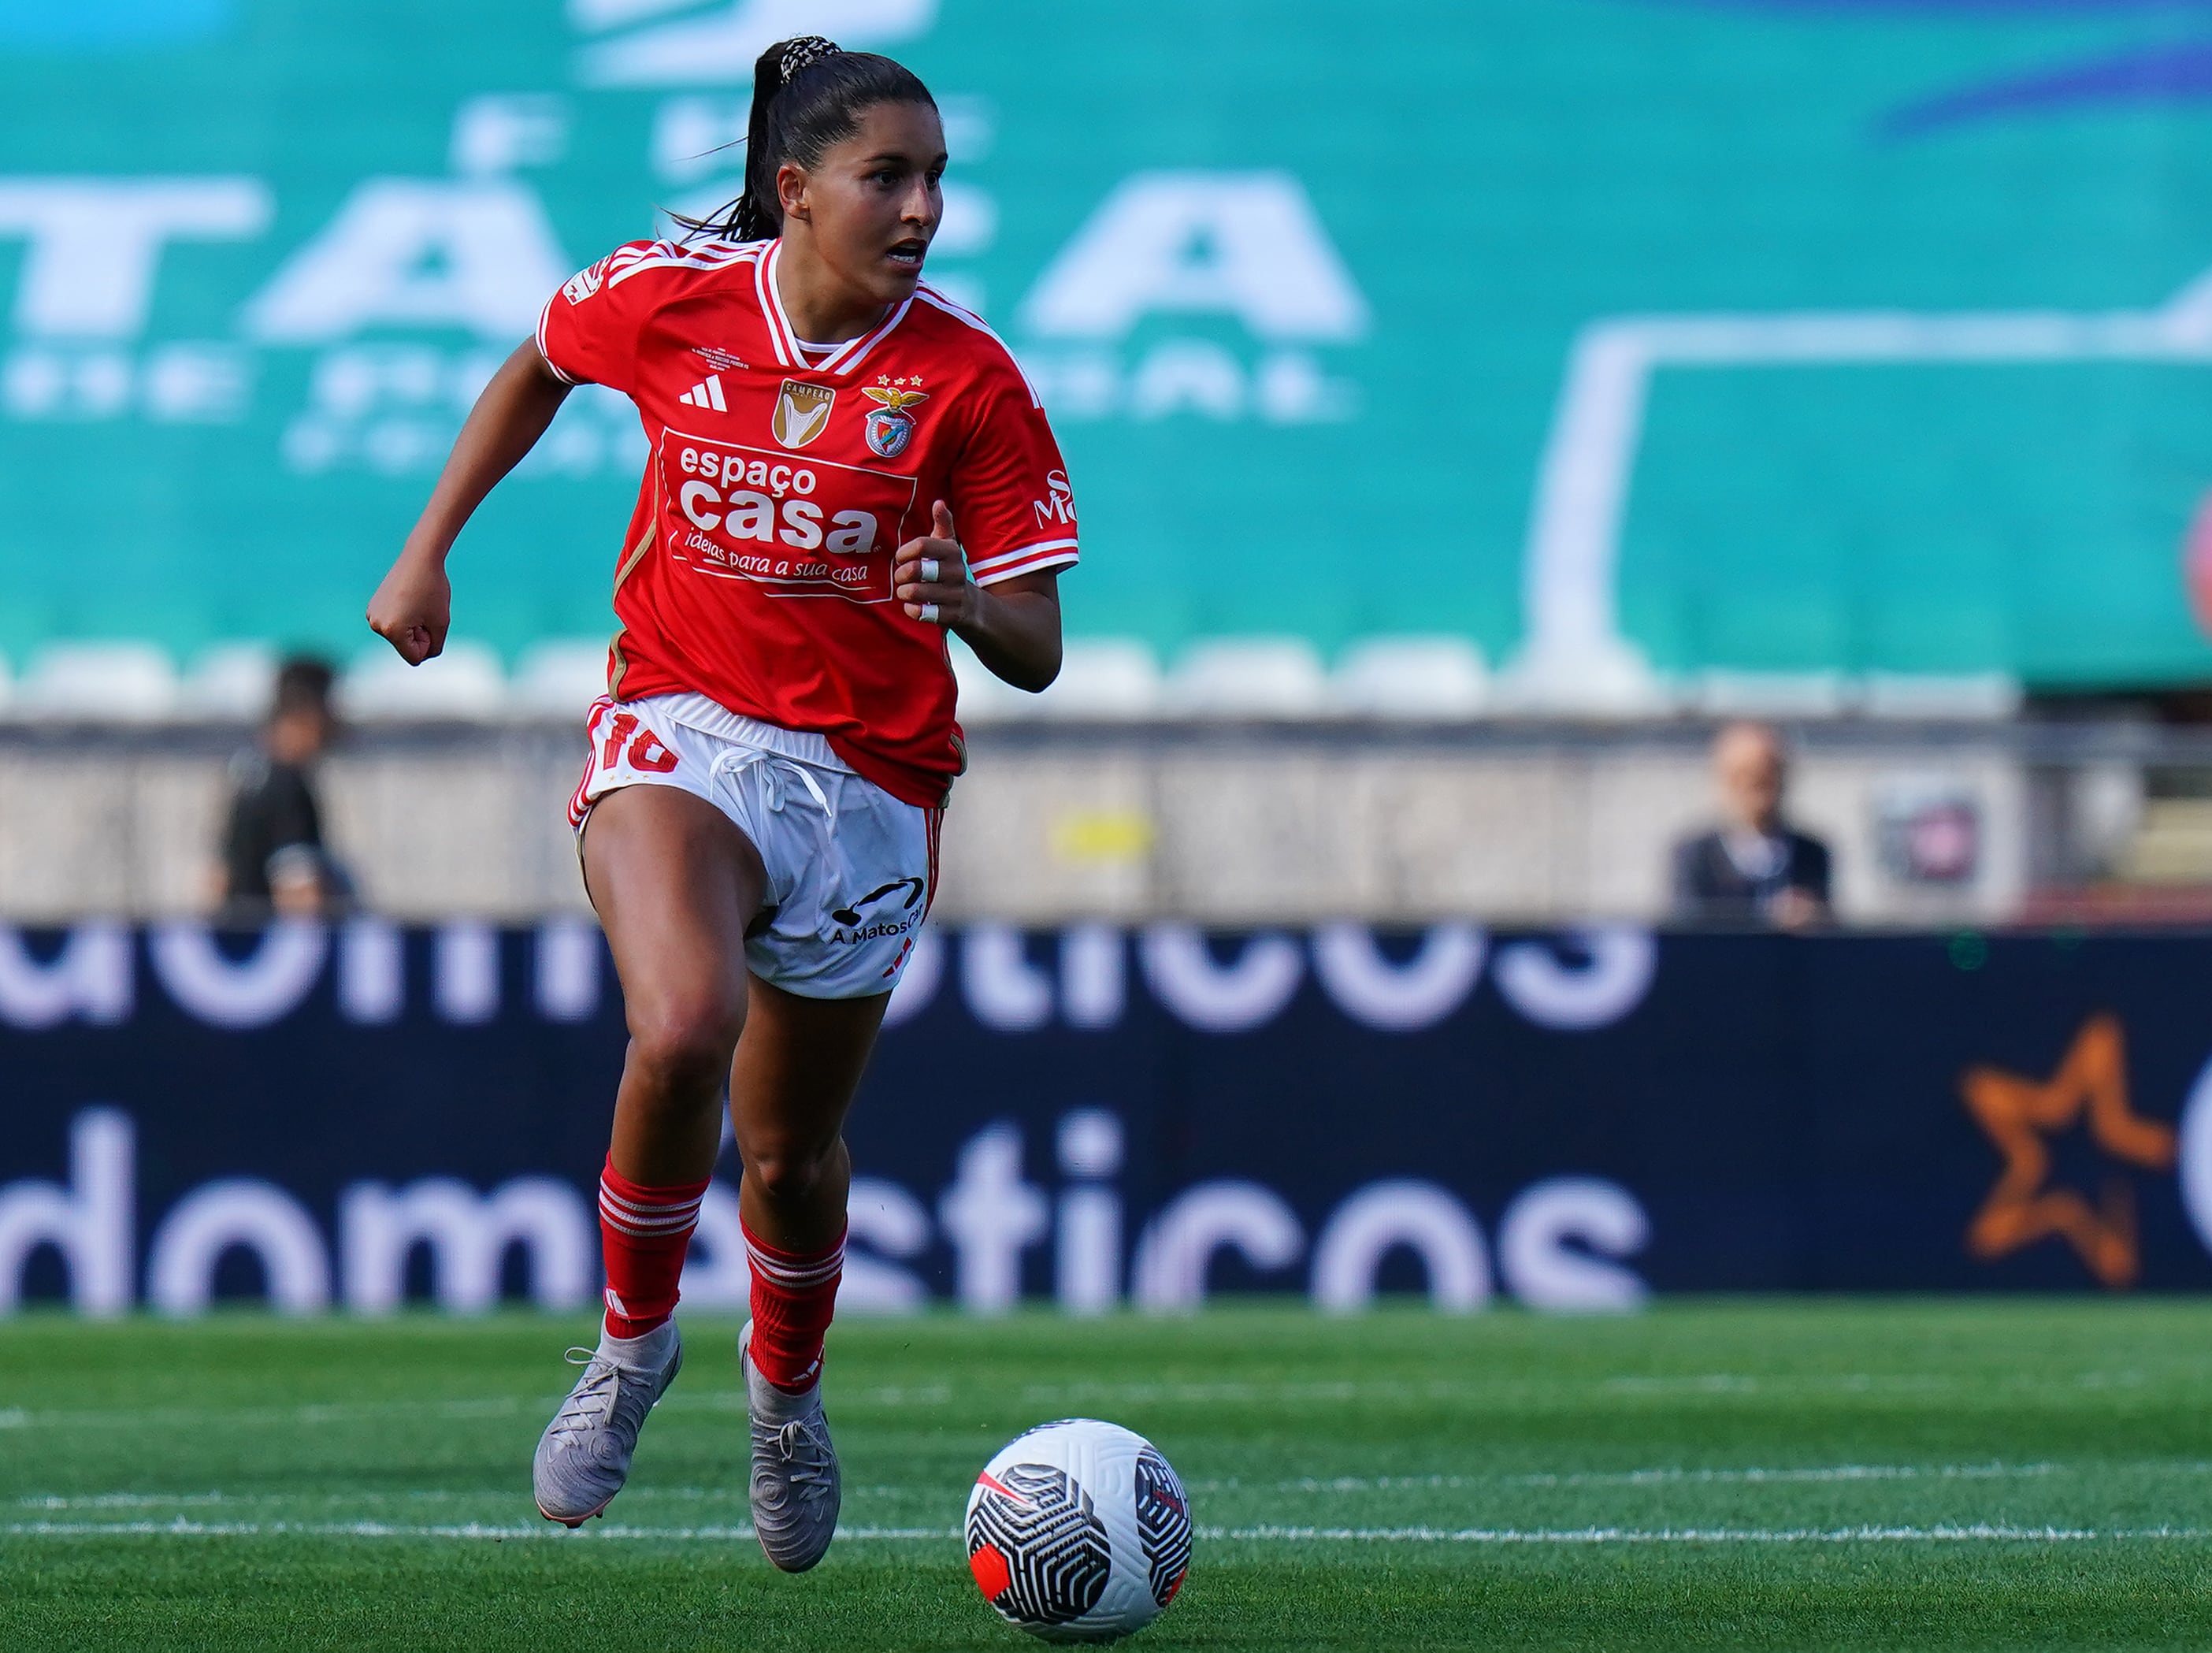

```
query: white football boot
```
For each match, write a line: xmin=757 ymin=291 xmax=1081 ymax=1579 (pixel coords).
xmin=741 ymin=1321 xmax=841 ymax=1571
xmin=533 ymin=1319 xmax=682 ymax=1527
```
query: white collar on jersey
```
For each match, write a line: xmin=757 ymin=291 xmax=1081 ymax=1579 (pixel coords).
xmin=754 ymin=240 xmax=915 ymax=377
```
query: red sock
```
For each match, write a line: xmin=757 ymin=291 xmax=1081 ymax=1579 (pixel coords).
xmin=744 ymin=1219 xmax=845 ymax=1392
xmin=597 ymin=1156 xmax=710 ymax=1340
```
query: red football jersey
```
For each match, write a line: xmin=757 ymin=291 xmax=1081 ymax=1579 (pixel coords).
xmin=536 ymin=236 xmax=1078 ymax=807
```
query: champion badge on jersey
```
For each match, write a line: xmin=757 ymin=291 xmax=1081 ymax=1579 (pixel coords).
xmin=861 ymin=384 xmax=929 ymax=459
xmin=772 ymin=380 xmax=836 ymax=449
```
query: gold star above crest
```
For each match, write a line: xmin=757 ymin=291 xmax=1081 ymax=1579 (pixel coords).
xmin=1961 ymin=1014 xmax=2176 ymax=1287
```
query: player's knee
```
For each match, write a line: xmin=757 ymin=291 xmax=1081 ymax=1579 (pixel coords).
xmin=626 ymin=994 xmax=743 ymax=1095
xmin=745 ymin=1137 xmax=837 ymax=1208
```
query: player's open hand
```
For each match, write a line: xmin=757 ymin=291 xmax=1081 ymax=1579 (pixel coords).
xmin=894 ymin=500 xmax=975 ymax=629
xmin=366 ymin=551 xmax=452 ymax=665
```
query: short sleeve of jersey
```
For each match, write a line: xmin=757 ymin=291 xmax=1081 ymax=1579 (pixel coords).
xmin=948 ymin=358 xmax=1080 ymax=588
xmin=536 ymin=241 xmax=666 ymax=396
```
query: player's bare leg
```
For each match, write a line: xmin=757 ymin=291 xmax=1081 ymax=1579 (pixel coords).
xmin=534 ymin=786 xmax=764 ymax=1526
xmin=731 ymin=977 xmax=888 ymax=1571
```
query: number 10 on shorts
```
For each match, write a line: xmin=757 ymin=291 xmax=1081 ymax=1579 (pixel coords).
xmin=598 ymin=710 xmax=678 ymax=774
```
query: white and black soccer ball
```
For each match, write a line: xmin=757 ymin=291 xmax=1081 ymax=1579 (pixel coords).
xmin=964 ymin=1418 xmax=1192 ymax=1643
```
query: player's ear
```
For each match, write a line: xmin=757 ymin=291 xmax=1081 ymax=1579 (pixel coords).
xmin=777 ymin=160 xmax=811 ymax=225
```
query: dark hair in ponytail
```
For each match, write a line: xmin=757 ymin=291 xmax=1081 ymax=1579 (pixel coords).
xmin=672 ymin=35 xmax=936 ymax=243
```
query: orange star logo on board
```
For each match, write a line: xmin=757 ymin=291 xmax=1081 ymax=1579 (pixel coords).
xmin=1961 ymin=1014 xmax=2177 ymax=1287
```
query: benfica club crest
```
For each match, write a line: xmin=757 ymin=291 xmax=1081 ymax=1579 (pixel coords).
xmin=771 ymin=379 xmax=835 ymax=449
xmin=861 ymin=383 xmax=929 ymax=459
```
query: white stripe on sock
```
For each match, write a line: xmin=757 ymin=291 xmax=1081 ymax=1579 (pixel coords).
xmin=599 ymin=1199 xmax=700 ymax=1227
xmin=744 ymin=1239 xmax=844 ymax=1288
xmin=599 ymin=1185 xmax=703 ymax=1220
xmin=599 ymin=1179 xmax=704 ymax=1240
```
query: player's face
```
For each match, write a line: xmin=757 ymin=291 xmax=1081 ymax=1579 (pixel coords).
xmin=795 ymin=101 xmax=945 ymax=306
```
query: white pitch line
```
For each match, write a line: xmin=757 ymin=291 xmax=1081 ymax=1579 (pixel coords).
xmin=54 ymin=1468 xmax=2041 ymax=1508
xmin=1506 ymin=1462 xmax=2058 ymax=1488
xmin=5 ymin=1521 xmax=2210 ymax=1546
xmin=11 ymin=1459 xmax=2163 ymax=1514
xmin=0 ymin=1397 xmax=534 ymax=1432
xmin=6 ymin=1368 xmax=2196 ymax=1430
xmin=19 ymin=1493 xmax=239 ymax=1510
xmin=0 ymin=1520 xmax=950 ymax=1542
xmin=1206 ymin=1525 xmax=2212 ymax=1545
xmin=0 ymin=1387 xmax=948 ymax=1432
xmin=14 ymin=1484 xmax=934 ymax=1511
xmin=1187 ymin=1462 xmax=2069 ymax=1494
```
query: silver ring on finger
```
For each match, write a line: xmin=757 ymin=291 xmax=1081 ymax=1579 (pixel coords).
xmin=919 ymin=602 xmax=941 ymax=624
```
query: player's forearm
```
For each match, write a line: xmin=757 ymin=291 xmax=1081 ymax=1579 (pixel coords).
xmin=955 ymin=585 xmax=1062 ymax=693
xmin=403 ymin=340 xmax=572 ymax=563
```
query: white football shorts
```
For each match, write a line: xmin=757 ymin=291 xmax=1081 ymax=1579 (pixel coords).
xmin=569 ymin=693 xmax=940 ymax=1000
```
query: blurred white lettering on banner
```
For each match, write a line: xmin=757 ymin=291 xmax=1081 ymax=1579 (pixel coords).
xmin=1498 ymin=1177 xmax=1652 ymax=1312
xmin=2175 ymin=1053 xmax=2212 ymax=1261
xmin=150 ymin=920 xmax=327 ymax=1028
xmin=677 ymin=1182 xmax=748 ymax=1309
xmin=573 ymin=0 xmax=940 ymax=87
xmin=147 ymin=1178 xmax=330 ymax=1316
xmin=340 ymin=1177 xmax=592 ymax=1313
xmin=879 ymin=925 xmax=943 ymax=1028
xmin=0 ymin=178 xmax=270 ymax=337
xmin=435 ymin=922 xmax=500 ymax=1024
xmin=1132 ymin=1179 xmax=1305 ymax=1310
xmin=450 ymin=95 xmax=570 ymax=177
xmin=1059 ymin=925 xmax=1126 ymax=1029
xmin=841 ymin=1176 xmax=932 ymax=1313
xmin=533 ymin=917 xmax=603 ymax=1022
xmin=0 ymin=924 xmax=131 ymax=1029
xmin=0 ymin=923 xmax=1676 ymax=1317
xmin=0 ymin=1109 xmax=132 ymax=1316
xmin=961 ymin=923 xmax=1052 ymax=1031
xmin=1022 ymin=173 xmax=1368 ymax=342
xmin=243 ymin=179 xmax=570 ymax=343
xmin=1139 ymin=925 xmax=1304 ymax=1031
xmin=1492 ymin=927 xmax=1657 ymax=1031
xmin=938 ymin=1123 xmax=1047 ymax=1315
xmin=1056 ymin=1110 xmax=1124 ymax=1315
xmin=1311 ymin=924 xmax=1487 ymax=1031
xmin=339 ymin=918 xmax=403 ymax=1024
xmin=1312 ymin=1180 xmax=1491 ymax=1312
xmin=575 ymin=0 xmax=937 ymax=86
xmin=0 ymin=1101 xmax=1650 ymax=1317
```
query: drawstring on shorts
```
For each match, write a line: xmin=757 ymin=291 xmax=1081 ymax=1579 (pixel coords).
xmin=714 ymin=748 xmax=840 ymax=838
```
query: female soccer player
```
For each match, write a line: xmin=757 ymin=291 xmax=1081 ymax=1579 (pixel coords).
xmin=366 ymin=37 xmax=1074 ymax=1571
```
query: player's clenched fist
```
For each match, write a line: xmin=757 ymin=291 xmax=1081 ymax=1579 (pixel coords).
xmin=367 ymin=551 xmax=453 ymax=665
xmin=893 ymin=500 xmax=974 ymax=629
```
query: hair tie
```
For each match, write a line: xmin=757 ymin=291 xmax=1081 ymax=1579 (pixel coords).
xmin=778 ymin=35 xmax=841 ymax=83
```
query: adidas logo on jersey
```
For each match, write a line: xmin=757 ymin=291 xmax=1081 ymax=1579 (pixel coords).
xmin=677 ymin=374 xmax=727 ymax=412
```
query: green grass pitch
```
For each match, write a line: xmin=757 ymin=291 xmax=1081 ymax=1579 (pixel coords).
xmin=4 ymin=1301 xmax=2212 ymax=1651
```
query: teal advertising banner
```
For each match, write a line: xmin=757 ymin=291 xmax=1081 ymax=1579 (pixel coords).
xmin=9 ymin=0 xmax=2212 ymax=693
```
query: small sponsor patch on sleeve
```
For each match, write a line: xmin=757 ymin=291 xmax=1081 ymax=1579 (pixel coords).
xmin=562 ymin=258 xmax=609 ymax=306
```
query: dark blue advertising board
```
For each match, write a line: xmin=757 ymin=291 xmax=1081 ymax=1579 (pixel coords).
xmin=3 ymin=921 xmax=2210 ymax=1317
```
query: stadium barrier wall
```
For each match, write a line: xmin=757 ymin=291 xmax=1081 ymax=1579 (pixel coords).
xmin=6 ymin=922 xmax=2212 ymax=1316
xmin=0 ymin=721 xmax=2036 ymax=927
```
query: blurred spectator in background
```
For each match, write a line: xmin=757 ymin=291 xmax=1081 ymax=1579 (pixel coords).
xmin=1672 ymin=721 xmax=1832 ymax=930
xmin=213 ymin=656 xmax=351 ymax=919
